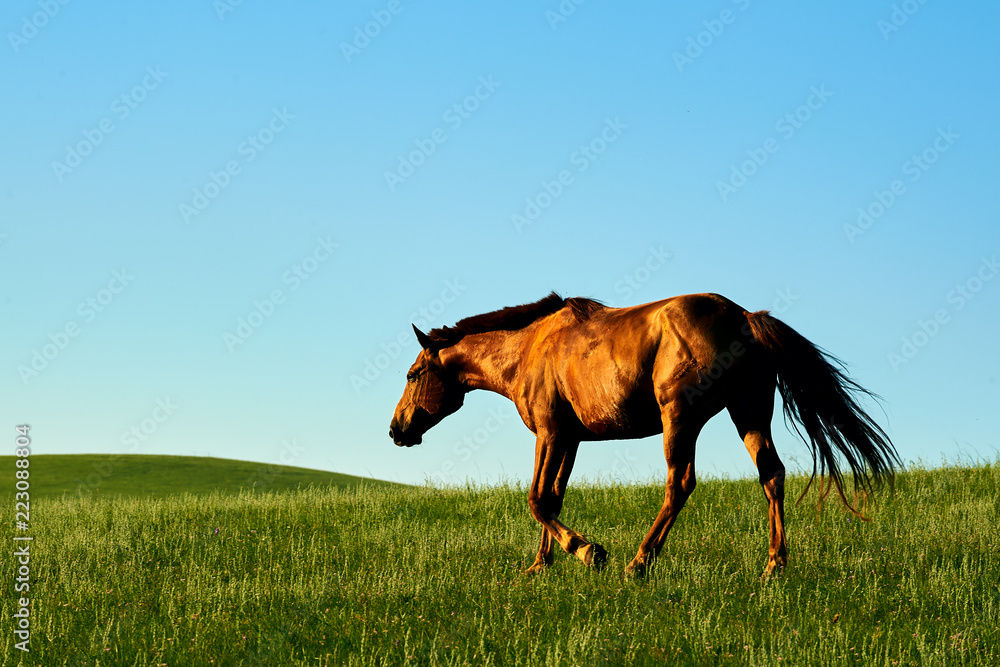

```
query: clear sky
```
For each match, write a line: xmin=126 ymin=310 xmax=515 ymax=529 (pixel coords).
xmin=3 ymin=1 xmax=998 ymax=487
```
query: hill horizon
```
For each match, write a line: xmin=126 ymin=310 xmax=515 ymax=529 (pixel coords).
xmin=1 ymin=453 xmax=402 ymax=499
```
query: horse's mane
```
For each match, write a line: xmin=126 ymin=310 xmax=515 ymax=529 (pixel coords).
xmin=428 ymin=292 xmax=604 ymax=345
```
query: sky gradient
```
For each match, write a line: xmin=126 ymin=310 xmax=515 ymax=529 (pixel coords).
xmin=2 ymin=0 xmax=998 ymax=487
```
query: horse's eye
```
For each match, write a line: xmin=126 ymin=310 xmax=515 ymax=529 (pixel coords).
xmin=406 ymin=371 xmax=418 ymax=382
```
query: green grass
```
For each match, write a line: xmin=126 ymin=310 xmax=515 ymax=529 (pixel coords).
xmin=2 ymin=463 xmax=998 ymax=666
xmin=0 ymin=454 xmax=400 ymax=499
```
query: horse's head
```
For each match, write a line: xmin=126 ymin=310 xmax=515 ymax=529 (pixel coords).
xmin=389 ymin=325 xmax=466 ymax=447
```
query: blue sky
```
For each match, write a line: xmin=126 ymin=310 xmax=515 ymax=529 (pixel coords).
xmin=2 ymin=0 xmax=998 ymax=487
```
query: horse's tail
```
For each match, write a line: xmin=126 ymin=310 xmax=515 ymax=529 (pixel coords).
xmin=744 ymin=310 xmax=900 ymax=512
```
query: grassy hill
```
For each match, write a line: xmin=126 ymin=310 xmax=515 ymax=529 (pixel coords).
xmin=0 ymin=453 xmax=399 ymax=498
xmin=1 ymin=464 xmax=997 ymax=665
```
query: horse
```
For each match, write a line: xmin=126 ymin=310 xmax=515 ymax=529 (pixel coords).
xmin=389 ymin=292 xmax=898 ymax=577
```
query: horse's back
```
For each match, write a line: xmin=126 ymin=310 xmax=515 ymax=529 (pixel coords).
xmin=536 ymin=293 xmax=751 ymax=439
xmin=597 ymin=293 xmax=749 ymax=357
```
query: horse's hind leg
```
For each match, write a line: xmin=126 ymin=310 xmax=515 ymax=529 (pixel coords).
xmin=728 ymin=392 xmax=787 ymax=575
xmin=525 ymin=434 xmax=603 ymax=573
xmin=625 ymin=406 xmax=703 ymax=578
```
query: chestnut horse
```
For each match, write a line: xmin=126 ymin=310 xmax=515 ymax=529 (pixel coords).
xmin=389 ymin=293 xmax=898 ymax=576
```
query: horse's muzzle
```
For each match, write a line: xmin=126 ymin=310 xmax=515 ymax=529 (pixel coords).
xmin=389 ymin=422 xmax=422 ymax=447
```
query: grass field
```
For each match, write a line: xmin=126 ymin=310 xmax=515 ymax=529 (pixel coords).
xmin=2 ymin=457 xmax=998 ymax=666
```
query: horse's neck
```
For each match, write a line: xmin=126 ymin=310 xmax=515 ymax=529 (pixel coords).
xmin=441 ymin=330 xmax=526 ymax=398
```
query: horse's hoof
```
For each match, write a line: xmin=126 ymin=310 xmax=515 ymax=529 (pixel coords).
xmin=523 ymin=561 xmax=549 ymax=576
xmin=580 ymin=543 xmax=608 ymax=570
xmin=761 ymin=561 xmax=786 ymax=578
xmin=624 ymin=560 xmax=648 ymax=579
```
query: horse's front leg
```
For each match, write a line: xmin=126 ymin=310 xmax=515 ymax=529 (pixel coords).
xmin=525 ymin=434 xmax=604 ymax=573
xmin=525 ymin=444 xmax=575 ymax=573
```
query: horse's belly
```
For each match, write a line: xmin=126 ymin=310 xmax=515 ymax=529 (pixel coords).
xmin=575 ymin=392 xmax=662 ymax=441
xmin=585 ymin=421 xmax=663 ymax=441
xmin=561 ymin=337 xmax=662 ymax=440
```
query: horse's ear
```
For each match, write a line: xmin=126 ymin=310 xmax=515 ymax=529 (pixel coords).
xmin=412 ymin=324 xmax=438 ymax=351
